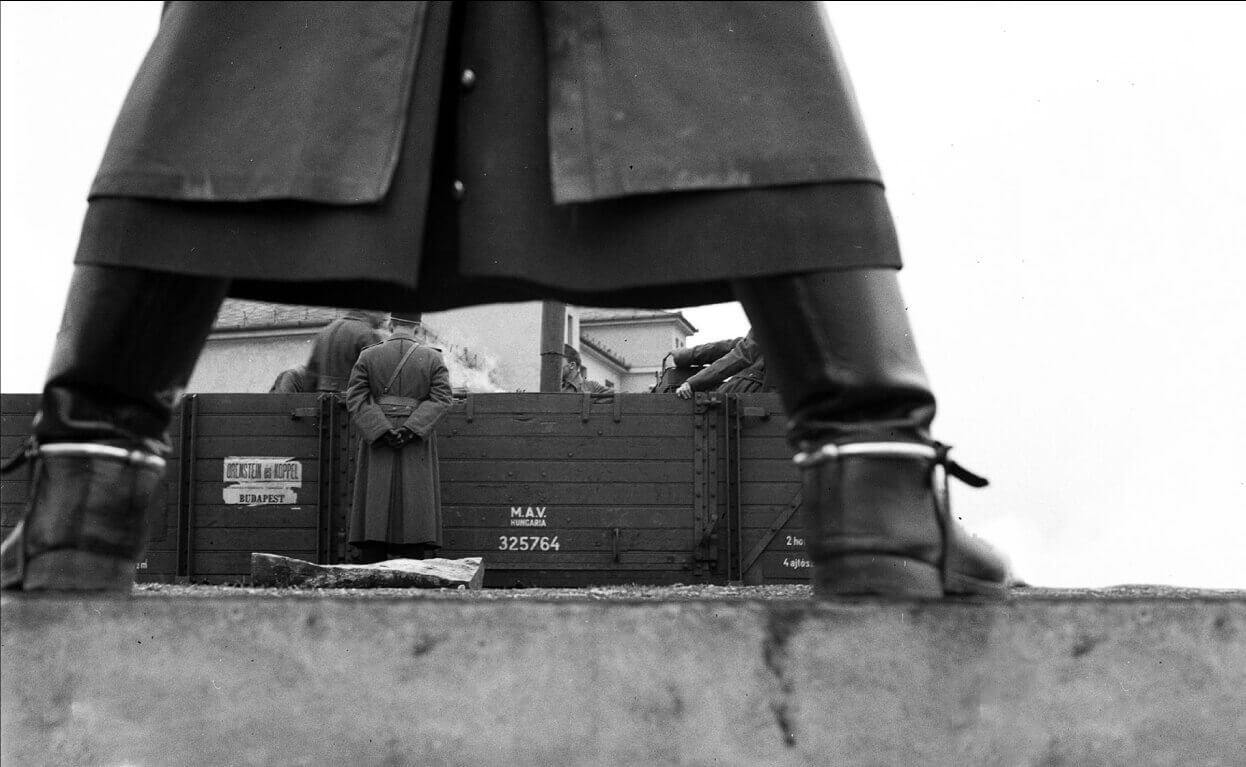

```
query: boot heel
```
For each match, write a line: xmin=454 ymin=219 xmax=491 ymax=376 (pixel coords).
xmin=816 ymin=553 xmax=943 ymax=599
xmin=23 ymin=550 xmax=136 ymax=592
xmin=943 ymin=569 xmax=1011 ymax=599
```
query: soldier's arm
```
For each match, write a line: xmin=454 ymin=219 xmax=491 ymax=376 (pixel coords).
xmin=403 ymin=353 xmax=454 ymax=438
xmin=684 ymin=338 xmax=752 ymax=391
xmin=344 ymin=355 xmax=393 ymax=443
xmin=671 ymin=337 xmax=741 ymax=368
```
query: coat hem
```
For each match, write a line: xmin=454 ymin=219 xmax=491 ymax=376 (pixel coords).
xmin=89 ymin=173 xmax=386 ymax=205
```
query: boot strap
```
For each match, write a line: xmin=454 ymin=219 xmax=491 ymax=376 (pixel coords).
xmin=38 ymin=443 xmax=166 ymax=470
xmin=1 ymin=440 xmax=165 ymax=474
xmin=793 ymin=440 xmax=989 ymax=488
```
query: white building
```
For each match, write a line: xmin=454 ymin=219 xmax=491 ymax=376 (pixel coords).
xmin=579 ymin=309 xmax=697 ymax=393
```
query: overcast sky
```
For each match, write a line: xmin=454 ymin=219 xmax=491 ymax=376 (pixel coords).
xmin=2 ymin=1 xmax=1244 ymax=588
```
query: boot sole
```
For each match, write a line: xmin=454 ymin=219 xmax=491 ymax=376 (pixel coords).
xmin=22 ymin=550 xmax=136 ymax=593
xmin=817 ymin=554 xmax=1007 ymax=600
xmin=944 ymin=569 xmax=1011 ymax=600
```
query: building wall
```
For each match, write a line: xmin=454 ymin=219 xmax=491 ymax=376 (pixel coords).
xmin=584 ymin=319 xmax=689 ymax=370
xmin=565 ymin=311 xmax=581 ymax=357
xmin=189 ymin=304 xmax=694 ymax=395
xmin=616 ymin=366 xmax=661 ymax=394
xmin=578 ymin=347 xmax=624 ymax=391
xmin=191 ymin=303 xmax=547 ymax=394
xmin=583 ymin=319 xmax=693 ymax=393
xmin=582 ymin=347 xmax=653 ymax=394
xmin=189 ymin=331 xmax=317 ymax=393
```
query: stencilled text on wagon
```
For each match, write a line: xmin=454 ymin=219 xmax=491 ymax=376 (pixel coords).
xmin=510 ymin=506 xmax=548 ymax=527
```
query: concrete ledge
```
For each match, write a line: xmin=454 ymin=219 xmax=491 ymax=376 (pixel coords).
xmin=3 ymin=594 xmax=1244 ymax=766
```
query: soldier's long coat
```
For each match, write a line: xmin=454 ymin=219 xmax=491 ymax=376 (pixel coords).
xmin=309 ymin=314 xmax=386 ymax=393
xmin=344 ymin=331 xmax=453 ymax=547
xmin=93 ymin=2 xmax=878 ymax=205
xmin=77 ymin=2 xmax=899 ymax=312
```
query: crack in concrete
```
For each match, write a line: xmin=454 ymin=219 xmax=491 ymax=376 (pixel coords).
xmin=763 ymin=608 xmax=804 ymax=748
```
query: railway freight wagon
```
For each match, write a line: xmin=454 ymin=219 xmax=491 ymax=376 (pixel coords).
xmin=0 ymin=392 xmax=811 ymax=588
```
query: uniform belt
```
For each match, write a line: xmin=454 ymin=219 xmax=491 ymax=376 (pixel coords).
xmin=377 ymin=394 xmax=419 ymax=418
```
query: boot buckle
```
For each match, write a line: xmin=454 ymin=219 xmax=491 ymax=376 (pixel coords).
xmin=793 ymin=441 xmax=938 ymax=468
xmin=39 ymin=442 xmax=166 ymax=470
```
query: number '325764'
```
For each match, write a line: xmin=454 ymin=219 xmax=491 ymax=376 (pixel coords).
xmin=498 ymin=535 xmax=561 ymax=551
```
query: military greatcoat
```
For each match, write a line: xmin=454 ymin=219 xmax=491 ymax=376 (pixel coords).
xmin=76 ymin=1 xmax=902 ymax=311
xmin=308 ymin=313 xmax=386 ymax=393
xmin=344 ymin=329 xmax=453 ymax=547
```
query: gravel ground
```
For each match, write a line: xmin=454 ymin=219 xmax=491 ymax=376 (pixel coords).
xmin=129 ymin=583 xmax=1246 ymax=601
xmin=132 ymin=583 xmax=816 ymax=601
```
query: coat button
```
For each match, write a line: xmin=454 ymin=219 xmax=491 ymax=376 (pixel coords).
xmin=460 ymin=69 xmax=477 ymax=90
xmin=452 ymin=180 xmax=465 ymax=200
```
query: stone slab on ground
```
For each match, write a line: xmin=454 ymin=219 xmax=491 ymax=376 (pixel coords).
xmin=2 ymin=588 xmax=1244 ymax=766
xmin=250 ymin=552 xmax=484 ymax=589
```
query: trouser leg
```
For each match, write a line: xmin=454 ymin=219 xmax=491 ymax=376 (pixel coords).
xmin=34 ymin=265 xmax=230 ymax=448
xmin=1 ymin=265 xmax=229 ymax=591
xmin=733 ymin=268 xmax=1009 ymax=599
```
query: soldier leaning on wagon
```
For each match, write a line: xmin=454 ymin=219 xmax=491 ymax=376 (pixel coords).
xmin=673 ymin=329 xmax=772 ymax=399
xmin=580 ymin=369 xmax=610 ymax=395
xmin=560 ymin=344 xmax=585 ymax=394
xmin=344 ymin=312 xmax=453 ymax=564
xmin=652 ymin=336 xmax=737 ymax=393
xmin=307 ymin=309 xmax=390 ymax=393
xmin=2 ymin=1 xmax=1012 ymax=600
xmin=672 ymin=337 xmax=743 ymax=371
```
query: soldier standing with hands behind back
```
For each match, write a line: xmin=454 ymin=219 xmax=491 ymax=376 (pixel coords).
xmin=344 ymin=312 xmax=453 ymax=564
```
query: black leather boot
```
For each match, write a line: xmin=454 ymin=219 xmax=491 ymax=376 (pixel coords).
xmin=792 ymin=441 xmax=1008 ymax=598
xmin=0 ymin=265 xmax=228 ymax=592
xmin=734 ymin=269 xmax=1011 ymax=599
xmin=1 ymin=444 xmax=165 ymax=591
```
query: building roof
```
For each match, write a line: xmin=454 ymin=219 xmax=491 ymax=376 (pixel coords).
xmin=212 ymin=299 xmax=347 ymax=331
xmin=580 ymin=333 xmax=629 ymax=369
xmin=577 ymin=308 xmax=697 ymax=335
